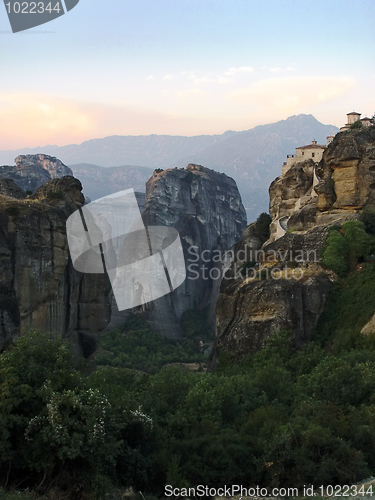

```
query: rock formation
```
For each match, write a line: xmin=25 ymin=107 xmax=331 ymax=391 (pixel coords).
xmin=268 ymin=127 xmax=375 ymax=242
xmin=0 ymin=154 xmax=73 ymax=193
xmin=0 ymin=176 xmax=111 ymax=357
xmin=109 ymin=164 xmax=247 ymax=337
xmin=216 ymin=273 xmax=331 ymax=360
xmin=214 ymin=127 xmax=375 ymax=363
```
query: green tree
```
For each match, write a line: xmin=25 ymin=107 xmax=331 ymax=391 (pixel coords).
xmin=350 ymin=120 xmax=364 ymax=129
xmin=359 ymin=206 xmax=375 ymax=235
xmin=255 ymin=212 xmax=272 ymax=242
xmin=321 ymin=227 xmax=349 ymax=276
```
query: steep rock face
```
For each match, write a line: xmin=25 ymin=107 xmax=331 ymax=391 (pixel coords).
xmin=267 ymin=128 xmax=375 ymax=242
xmin=214 ymin=222 xmax=336 ymax=364
xmin=0 ymin=176 xmax=111 ymax=356
xmin=214 ymin=129 xmax=375 ymax=364
xmin=269 ymin=159 xmax=317 ymax=238
xmin=215 ymin=274 xmax=331 ymax=361
xmin=316 ymin=128 xmax=375 ymax=210
xmin=110 ymin=164 xmax=247 ymax=337
xmin=0 ymin=154 xmax=73 ymax=193
xmin=0 ymin=179 xmax=27 ymax=200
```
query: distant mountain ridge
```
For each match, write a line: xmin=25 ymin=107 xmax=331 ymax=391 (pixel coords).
xmin=0 ymin=115 xmax=338 ymax=221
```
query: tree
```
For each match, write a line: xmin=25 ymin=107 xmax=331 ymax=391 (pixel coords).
xmin=255 ymin=212 xmax=272 ymax=242
xmin=350 ymin=120 xmax=364 ymax=130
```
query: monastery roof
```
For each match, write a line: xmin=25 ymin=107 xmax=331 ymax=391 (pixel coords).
xmin=347 ymin=111 xmax=361 ymax=116
xmin=361 ymin=117 xmax=372 ymax=121
xmin=296 ymin=144 xmax=326 ymax=150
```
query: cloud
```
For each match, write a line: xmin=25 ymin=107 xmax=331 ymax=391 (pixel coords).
xmin=163 ymin=74 xmax=175 ymax=80
xmin=229 ymin=76 xmax=356 ymax=111
xmin=224 ymin=66 xmax=254 ymax=76
xmin=146 ymin=75 xmax=154 ymax=80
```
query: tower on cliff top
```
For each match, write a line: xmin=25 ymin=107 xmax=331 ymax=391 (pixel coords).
xmin=282 ymin=139 xmax=326 ymax=176
xmin=340 ymin=111 xmax=361 ymax=131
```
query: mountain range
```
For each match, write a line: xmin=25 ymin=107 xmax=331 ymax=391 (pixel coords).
xmin=0 ymin=114 xmax=338 ymax=221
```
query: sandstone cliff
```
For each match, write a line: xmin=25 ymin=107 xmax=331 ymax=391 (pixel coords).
xmin=0 ymin=176 xmax=110 ymax=357
xmin=109 ymin=164 xmax=247 ymax=337
xmin=214 ymin=127 xmax=375 ymax=363
xmin=268 ymin=127 xmax=375 ymax=242
xmin=0 ymin=154 xmax=73 ymax=193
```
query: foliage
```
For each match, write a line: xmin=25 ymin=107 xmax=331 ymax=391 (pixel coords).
xmin=0 ymin=330 xmax=155 ymax=497
xmin=154 ymin=168 xmax=164 ymax=173
xmin=313 ymin=263 xmax=375 ymax=351
xmin=96 ymin=312 xmax=212 ymax=373
xmin=183 ymin=171 xmax=196 ymax=183
xmin=360 ymin=206 xmax=375 ymax=235
xmin=255 ymin=212 xmax=272 ymax=242
xmin=4 ymin=291 xmax=375 ymax=496
xmin=341 ymin=220 xmax=375 ymax=267
xmin=321 ymin=222 xmax=375 ymax=276
xmin=46 ymin=190 xmax=63 ymax=200
xmin=350 ymin=120 xmax=364 ymax=129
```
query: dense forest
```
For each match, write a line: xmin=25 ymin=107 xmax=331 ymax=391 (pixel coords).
xmin=2 ymin=213 xmax=375 ymax=499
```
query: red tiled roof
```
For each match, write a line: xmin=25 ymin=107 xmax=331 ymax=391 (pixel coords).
xmin=296 ymin=144 xmax=326 ymax=149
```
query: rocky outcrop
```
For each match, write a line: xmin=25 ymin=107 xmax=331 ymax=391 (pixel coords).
xmin=316 ymin=127 xmax=375 ymax=210
xmin=0 ymin=179 xmax=27 ymax=200
xmin=0 ymin=176 xmax=111 ymax=357
xmin=214 ymin=220 xmax=337 ymax=363
xmin=215 ymin=274 xmax=331 ymax=361
xmin=267 ymin=128 xmax=375 ymax=242
xmin=269 ymin=159 xmax=318 ymax=238
xmin=0 ymin=154 xmax=73 ymax=193
xmin=214 ymin=129 xmax=375 ymax=364
xmin=110 ymin=164 xmax=247 ymax=337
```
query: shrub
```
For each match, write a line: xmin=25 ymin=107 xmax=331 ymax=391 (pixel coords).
xmin=350 ymin=120 xmax=364 ymax=129
xmin=255 ymin=212 xmax=272 ymax=242
xmin=359 ymin=207 xmax=375 ymax=235
xmin=154 ymin=168 xmax=164 ymax=173
xmin=183 ymin=171 xmax=196 ymax=183
xmin=321 ymin=228 xmax=349 ymax=276
xmin=341 ymin=220 xmax=375 ymax=266
xmin=46 ymin=190 xmax=63 ymax=200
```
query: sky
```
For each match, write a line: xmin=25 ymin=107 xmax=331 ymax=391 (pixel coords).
xmin=0 ymin=0 xmax=374 ymax=149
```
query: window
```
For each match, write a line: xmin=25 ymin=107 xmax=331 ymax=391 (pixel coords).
xmin=312 ymin=152 xmax=315 ymax=158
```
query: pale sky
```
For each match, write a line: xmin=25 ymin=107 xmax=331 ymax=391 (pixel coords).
xmin=0 ymin=0 xmax=374 ymax=149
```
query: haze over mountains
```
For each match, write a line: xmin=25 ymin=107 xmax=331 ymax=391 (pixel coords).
xmin=0 ymin=114 xmax=338 ymax=221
